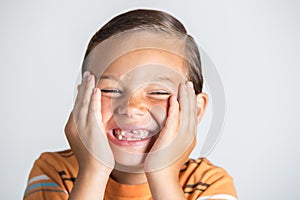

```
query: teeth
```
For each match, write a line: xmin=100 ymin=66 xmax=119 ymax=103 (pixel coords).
xmin=113 ymin=129 xmax=151 ymax=141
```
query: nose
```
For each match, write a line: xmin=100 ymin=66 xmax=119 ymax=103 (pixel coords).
xmin=116 ymin=91 xmax=148 ymax=119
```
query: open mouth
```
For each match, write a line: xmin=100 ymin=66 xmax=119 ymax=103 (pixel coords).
xmin=113 ymin=128 xmax=155 ymax=141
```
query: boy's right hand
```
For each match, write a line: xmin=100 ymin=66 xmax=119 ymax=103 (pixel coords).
xmin=65 ymin=71 xmax=115 ymax=174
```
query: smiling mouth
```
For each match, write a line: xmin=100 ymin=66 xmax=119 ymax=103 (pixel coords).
xmin=113 ymin=128 xmax=155 ymax=141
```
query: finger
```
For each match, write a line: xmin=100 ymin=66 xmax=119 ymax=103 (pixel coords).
xmin=75 ymin=72 xmax=96 ymax=125
xmin=186 ymin=81 xmax=197 ymax=129
xmin=177 ymin=82 xmax=197 ymax=155
xmin=161 ymin=95 xmax=179 ymax=135
xmin=178 ymin=83 xmax=189 ymax=132
xmin=74 ymin=71 xmax=90 ymax=109
xmin=87 ymin=88 xmax=104 ymax=131
xmin=150 ymin=95 xmax=179 ymax=151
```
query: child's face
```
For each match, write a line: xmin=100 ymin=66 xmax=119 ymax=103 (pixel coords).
xmin=95 ymin=48 xmax=188 ymax=167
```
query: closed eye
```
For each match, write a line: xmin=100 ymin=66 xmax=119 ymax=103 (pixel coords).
xmin=100 ymin=89 xmax=122 ymax=98
xmin=148 ymin=91 xmax=171 ymax=100
xmin=101 ymin=89 xmax=122 ymax=94
xmin=149 ymin=91 xmax=170 ymax=95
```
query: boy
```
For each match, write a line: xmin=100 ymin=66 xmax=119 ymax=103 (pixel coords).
xmin=24 ymin=9 xmax=237 ymax=200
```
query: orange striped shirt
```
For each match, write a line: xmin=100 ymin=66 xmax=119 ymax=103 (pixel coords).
xmin=24 ymin=150 xmax=237 ymax=200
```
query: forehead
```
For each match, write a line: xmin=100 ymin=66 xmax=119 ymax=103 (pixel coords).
xmin=83 ymin=30 xmax=189 ymax=80
xmin=103 ymin=48 xmax=187 ymax=78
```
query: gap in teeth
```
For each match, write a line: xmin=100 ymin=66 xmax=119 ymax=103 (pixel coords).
xmin=114 ymin=129 xmax=150 ymax=140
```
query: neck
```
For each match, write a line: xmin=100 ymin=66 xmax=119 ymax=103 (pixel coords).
xmin=110 ymin=169 xmax=147 ymax=185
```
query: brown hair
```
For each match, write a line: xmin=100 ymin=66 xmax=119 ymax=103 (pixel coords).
xmin=82 ymin=9 xmax=203 ymax=94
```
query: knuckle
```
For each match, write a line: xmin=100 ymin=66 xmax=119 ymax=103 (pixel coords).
xmin=64 ymin=122 xmax=76 ymax=137
xmin=77 ymin=84 xmax=83 ymax=91
xmin=173 ymin=110 xmax=179 ymax=117
xmin=81 ymin=98 xmax=89 ymax=106
xmin=89 ymin=105 xmax=96 ymax=114
xmin=78 ymin=109 xmax=86 ymax=118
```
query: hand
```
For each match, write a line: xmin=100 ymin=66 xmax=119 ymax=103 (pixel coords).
xmin=145 ymin=81 xmax=197 ymax=175
xmin=65 ymin=71 xmax=114 ymax=174
xmin=144 ymin=82 xmax=197 ymax=199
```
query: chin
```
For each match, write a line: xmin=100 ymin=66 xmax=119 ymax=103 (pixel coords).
xmin=105 ymin=124 xmax=160 ymax=172
xmin=107 ymin=133 xmax=158 ymax=172
xmin=109 ymin=144 xmax=147 ymax=173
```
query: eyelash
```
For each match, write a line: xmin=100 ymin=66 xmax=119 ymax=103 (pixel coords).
xmin=101 ymin=89 xmax=169 ymax=94
xmin=100 ymin=89 xmax=171 ymax=100
xmin=101 ymin=89 xmax=122 ymax=94
xmin=149 ymin=91 xmax=170 ymax=95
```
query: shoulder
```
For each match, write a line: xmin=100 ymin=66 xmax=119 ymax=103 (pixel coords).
xmin=32 ymin=149 xmax=78 ymax=184
xmin=36 ymin=149 xmax=77 ymax=167
xmin=24 ymin=149 xmax=78 ymax=199
xmin=179 ymin=158 xmax=238 ymax=200
xmin=180 ymin=158 xmax=232 ymax=181
xmin=33 ymin=149 xmax=78 ymax=174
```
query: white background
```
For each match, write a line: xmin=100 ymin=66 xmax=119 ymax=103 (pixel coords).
xmin=1 ymin=0 xmax=299 ymax=199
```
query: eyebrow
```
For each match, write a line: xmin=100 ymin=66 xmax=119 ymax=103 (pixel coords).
xmin=99 ymin=74 xmax=118 ymax=81
xmin=99 ymin=74 xmax=175 ymax=85
xmin=156 ymin=76 xmax=174 ymax=84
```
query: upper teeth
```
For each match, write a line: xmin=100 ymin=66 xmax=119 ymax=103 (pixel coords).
xmin=114 ymin=129 xmax=151 ymax=141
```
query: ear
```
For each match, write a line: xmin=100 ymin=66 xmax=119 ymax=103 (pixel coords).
xmin=196 ymin=93 xmax=208 ymax=123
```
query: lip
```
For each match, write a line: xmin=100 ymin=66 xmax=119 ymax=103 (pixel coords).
xmin=107 ymin=129 xmax=154 ymax=146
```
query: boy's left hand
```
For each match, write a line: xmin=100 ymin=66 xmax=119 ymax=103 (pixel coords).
xmin=144 ymin=81 xmax=197 ymax=199
xmin=145 ymin=81 xmax=197 ymax=176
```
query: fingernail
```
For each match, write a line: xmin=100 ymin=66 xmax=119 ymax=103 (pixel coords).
xmin=93 ymin=88 xmax=98 ymax=94
xmin=187 ymin=81 xmax=194 ymax=89
xmin=170 ymin=95 xmax=175 ymax=101
xmin=83 ymin=71 xmax=89 ymax=79
xmin=88 ymin=75 xmax=93 ymax=82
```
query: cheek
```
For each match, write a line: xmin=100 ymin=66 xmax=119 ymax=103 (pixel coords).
xmin=100 ymin=97 xmax=113 ymax=123
xmin=148 ymin=101 xmax=169 ymax=128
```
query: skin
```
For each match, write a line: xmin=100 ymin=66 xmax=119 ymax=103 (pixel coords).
xmin=65 ymin=49 xmax=208 ymax=199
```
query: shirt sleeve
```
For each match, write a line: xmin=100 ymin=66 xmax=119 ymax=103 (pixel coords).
xmin=23 ymin=153 xmax=70 ymax=200
xmin=196 ymin=167 xmax=238 ymax=200
xmin=180 ymin=158 xmax=238 ymax=200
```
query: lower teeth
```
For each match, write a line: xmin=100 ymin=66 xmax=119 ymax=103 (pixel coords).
xmin=114 ymin=129 xmax=149 ymax=141
xmin=117 ymin=135 xmax=141 ymax=141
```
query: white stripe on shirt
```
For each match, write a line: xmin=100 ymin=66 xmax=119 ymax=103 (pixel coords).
xmin=197 ymin=194 xmax=237 ymax=200
xmin=27 ymin=175 xmax=51 ymax=185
